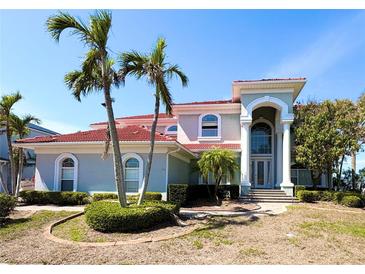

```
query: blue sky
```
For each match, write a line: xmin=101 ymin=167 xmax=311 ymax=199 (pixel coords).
xmin=0 ymin=9 xmax=364 ymax=171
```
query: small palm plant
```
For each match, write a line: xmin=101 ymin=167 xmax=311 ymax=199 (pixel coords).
xmin=0 ymin=91 xmax=23 ymax=194
xmin=120 ymin=37 xmax=188 ymax=205
xmin=197 ymin=148 xmax=239 ymax=204
xmin=10 ymin=114 xmax=41 ymax=197
xmin=47 ymin=10 xmax=128 ymax=206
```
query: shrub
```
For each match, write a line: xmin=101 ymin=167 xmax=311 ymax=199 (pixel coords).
xmin=92 ymin=193 xmax=118 ymax=201
xmin=340 ymin=196 xmax=363 ymax=208
xmin=19 ymin=190 xmax=89 ymax=206
xmin=332 ymin=192 xmax=345 ymax=203
xmin=297 ymin=190 xmax=320 ymax=203
xmin=319 ymin=191 xmax=334 ymax=201
xmin=85 ymin=200 xmax=179 ymax=232
xmin=128 ymin=192 xmax=162 ymax=202
xmin=168 ymin=184 xmax=189 ymax=206
xmin=0 ymin=193 xmax=16 ymax=219
xmin=294 ymin=185 xmax=306 ymax=197
xmin=167 ymin=184 xmax=240 ymax=205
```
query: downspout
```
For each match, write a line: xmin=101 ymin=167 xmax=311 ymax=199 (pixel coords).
xmin=165 ymin=147 xmax=181 ymax=201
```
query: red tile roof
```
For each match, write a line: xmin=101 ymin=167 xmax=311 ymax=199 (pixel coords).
xmin=16 ymin=125 xmax=176 ymax=144
xmin=183 ymin=143 xmax=241 ymax=151
xmin=173 ymin=99 xmax=233 ymax=106
xmin=117 ymin=113 xmax=175 ymax=120
xmin=233 ymin=78 xmax=306 ymax=83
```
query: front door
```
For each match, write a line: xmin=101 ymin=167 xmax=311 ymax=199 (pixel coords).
xmin=250 ymin=159 xmax=272 ymax=188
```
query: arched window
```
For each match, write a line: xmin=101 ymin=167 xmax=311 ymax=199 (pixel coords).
xmin=200 ymin=114 xmax=220 ymax=137
xmin=251 ymin=122 xmax=272 ymax=154
xmin=165 ymin=125 xmax=177 ymax=134
xmin=54 ymin=153 xmax=78 ymax=192
xmin=61 ymin=158 xmax=75 ymax=191
xmin=123 ymin=154 xmax=143 ymax=193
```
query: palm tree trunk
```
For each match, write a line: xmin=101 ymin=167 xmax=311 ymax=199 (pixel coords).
xmin=5 ymin=121 xmax=16 ymax=195
xmin=137 ymin=94 xmax=160 ymax=205
xmin=351 ymin=151 xmax=356 ymax=190
xmin=15 ymin=148 xmax=24 ymax=198
xmin=103 ymin=87 xmax=127 ymax=207
xmin=0 ymin=164 xmax=9 ymax=194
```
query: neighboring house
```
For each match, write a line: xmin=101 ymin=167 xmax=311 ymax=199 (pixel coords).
xmin=14 ymin=78 xmax=329 ymax=198
xmin=0 ymin=123 xmax=58 ymax=192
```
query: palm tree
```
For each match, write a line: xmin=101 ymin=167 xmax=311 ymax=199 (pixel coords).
xmin=46 ymin=10 xmax=127 ymax=206
xmin=10 ymin=114 xmax=41 ymax=197
xmin=0 ymin=91 xmax=23 ymax=194
xmin=120 ymin=37 xmax=188 ymax=205
xmin=197 ymin=148 xmax=239 ymax=204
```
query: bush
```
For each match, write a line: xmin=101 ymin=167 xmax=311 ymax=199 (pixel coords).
xmin=92 ymin=193 xmax=118 ymax=201
xmin=167 ymin=184 xmax=240 ymax=205
xmin=319 ymin=191 xmax=334 ymax=201
xmin=19 ymin=190 xmax=89 ymax=206
xmin=332 ymin=192 xmax=345 ymax=203
xmin=297 ymin=190 xmax=320 ymax=203
xmin=0 ymin=193 xmax=16 ymax=219
xmin=85 ymin=200 xmax=179 ymax=232
xmin=340 ymin=196 xmax=363 ymax=208
xmin=168 ymin=184 xmax=189 ymax=206
xmin=294 ymin=185 xmax=306 ymax=197
xmin=128 ymin=192 xmax=162 ymax=202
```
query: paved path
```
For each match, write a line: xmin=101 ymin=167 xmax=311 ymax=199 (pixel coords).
xmin=15 ymin=205 xmax=85 ymax=212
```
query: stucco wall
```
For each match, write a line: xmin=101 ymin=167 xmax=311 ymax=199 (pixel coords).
xmin=35 ymin=152 xmax=168 ymax=193
xmin=177 ymin=113 xmax=240 ymax=143
xmin=168 ymin=155 xmax=191 ymax=184
xmin=241 ymin=92 xmax=293 ymax=113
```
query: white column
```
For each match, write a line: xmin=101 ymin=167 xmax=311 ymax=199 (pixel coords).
xmin=276 ymin=131 xmax=283 ymax=188
xmin=240 ymin=118 xmax=252 ymax=195
xmin=280 ymin=120 xmax=294 ymax=195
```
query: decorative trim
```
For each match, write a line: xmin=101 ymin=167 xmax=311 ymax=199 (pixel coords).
xmin=198 ymin=113 xmax=222 ymax=140
xmin=122 ymin=153 xmax=144 ymax=193
xmin=245 ymin=96 xmax=290 ymax=120
xmin=54 ymin=153 xmax=78 ymax=192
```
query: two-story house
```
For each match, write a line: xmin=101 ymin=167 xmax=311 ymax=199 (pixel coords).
xmin=14 ymin=78 xmax=329 ymax=198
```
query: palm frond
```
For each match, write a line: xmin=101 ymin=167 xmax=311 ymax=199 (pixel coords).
xmin=164 ymin=64 xmax=189 ymax=87
xmin=9 ymin=113 xmax=40 ymax=139
xmin=46 ymin=11 xmax=91 ymax=45
xmin=64 ymin=70 xmax=101 ymax=101
xmin=89 ymin=10 xmax=112 ymax=49
xmin=151 ymin=37 xmax=166 ymax=65
xmin=157 ymin=80 xmax=173 ymax=114
xmin=0 ymin=91 xmax=23 ymax=116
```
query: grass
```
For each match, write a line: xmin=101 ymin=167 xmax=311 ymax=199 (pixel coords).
xmin=239 ymin=247 xmax=266 ymax=257
xmin=299 ymin=220 xmax=365 ymax=239
xmin=193 ymin=240 xmax=203 ymax=249
xmin=0 ymin=211 xmax=75 ymax=240
xmin=52 ymin=214 xmax=90 ymax=242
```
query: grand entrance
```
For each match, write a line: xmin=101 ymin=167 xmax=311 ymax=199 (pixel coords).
xmin=250 ymin=120 xmax=274 ymax=189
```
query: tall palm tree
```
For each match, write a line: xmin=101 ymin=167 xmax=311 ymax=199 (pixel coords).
xmin=120 ymin=37 xmax=188 ymax=205
xmin=0 ymin=91 xmax=23 ymax=194
xmin=10 ymin=114 xmax=41 ymax=197
xmin=47 ymin=10 xmax=127 ymax=206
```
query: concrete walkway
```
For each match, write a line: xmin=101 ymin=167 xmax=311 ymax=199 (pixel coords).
xmin=15 ymin=205 xmax=85 ymax=212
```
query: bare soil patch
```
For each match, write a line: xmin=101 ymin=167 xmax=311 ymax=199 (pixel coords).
xmin=0 ymin=203 xmax=364 ymax=264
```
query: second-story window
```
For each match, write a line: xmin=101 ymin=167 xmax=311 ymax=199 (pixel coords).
xmin=165 ymin=125 xmax=177 ymax=135
xmin=201 ymin=114 xmax=219 ymax=137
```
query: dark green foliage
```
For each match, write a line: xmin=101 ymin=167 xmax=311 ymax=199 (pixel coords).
xmin=85 ymin=200 xmax=179 ymax=232
xmin=297 ymin=190 xmax=320 ymax=203
xmin=320 ymin=191 xmax=335 ymax=201
xmin=340 ymin=196 xmax=363 ymax=208
xmin=19 ymin=191 xmax=89 ymax=206
xmin=332 ymin=192 xmax=345 ymax=203
xmin=294 ymin=185 xmax=306 ymax=196
xmin=167 ymin=184 xmax=189 ymax=206
xmin=0 ymin=193 xmax=16 ymax=219
xmin=167 ymin=184 xmax=240 ymax=206
xmin=93 ymin=192 xmax=162 ymax=202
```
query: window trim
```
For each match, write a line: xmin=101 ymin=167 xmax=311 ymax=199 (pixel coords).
xmin=198 ymin=113 xmax=222 ymax=141
xmin=54 ymin=153 xmax=78 ymax=192
xmin=165 ymin=124 xmax=178 ymax=135
xmin=122 ymin=153 xmax=144 ymax=193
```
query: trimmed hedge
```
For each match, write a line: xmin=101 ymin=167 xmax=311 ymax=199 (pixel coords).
xmin=341 ymin=196 xmax=363 ymax=208
xmin=294 ymin=185 xmax=306 ymax=196
xmin=85 ymin=200 xmax=179 ymax=232
xmin=296 ymin=190 xmax=365 ymax=208
xmin=167 ymin=184 xmax=240 ymax=206
xmin=0 ymin=193 xmax=16 ymax=219
xmin=19 ymin=190 xmax=90 ymax=206
xmin=92 ymin=192 xmax=162 ymax=202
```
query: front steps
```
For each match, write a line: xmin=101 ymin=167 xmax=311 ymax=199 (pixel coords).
xmin=240 ymin=189 xmax=299 ymax=203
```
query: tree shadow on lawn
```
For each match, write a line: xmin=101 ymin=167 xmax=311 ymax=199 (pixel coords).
xmin=0 ymin=217 xmax=31 ymax=229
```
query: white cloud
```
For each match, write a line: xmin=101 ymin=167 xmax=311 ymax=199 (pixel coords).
xmin=266 ymin=11 xmax=365 ymax=79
